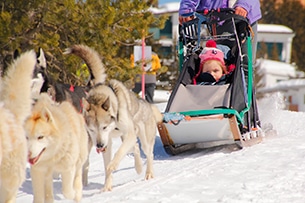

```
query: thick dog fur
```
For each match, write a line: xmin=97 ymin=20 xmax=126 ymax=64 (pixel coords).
xmin=33 ymin=44 xmax=107 ymax=113
xmin=0 ymin=50 xmax=37 ymax=203
xmin=64 ymin=44 xmax=108 ymax=186
xmin=63 ymin=44 xmax=106 ymax=87
xmin=82 ymin=79 xmax=163 ymax=191
xmin=25 ymin=93 xmax=89 ymax=203
xmin=66 ymin=44 xmax=163 ymax=191
xmin=32 ymin=48 xmax=88 ymax=112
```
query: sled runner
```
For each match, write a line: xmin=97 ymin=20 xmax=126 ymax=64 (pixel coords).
xmin=158 ymin=9 xmax=264 ymax=155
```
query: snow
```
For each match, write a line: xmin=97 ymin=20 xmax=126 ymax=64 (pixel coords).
xmin=260 ymin=78 xmax=305 ymax=93
xmin=16 ymin=91 xmax=305 ymax=203
xmin=258 ymin=24 xmax=293 ymax=34
xmin=256 ymin=59 xmax=305 ymax=93
xmin=256 ymin=59 xmax=296 ymax=77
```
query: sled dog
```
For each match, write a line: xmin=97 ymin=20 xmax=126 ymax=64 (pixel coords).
xmin=0 ymin=50 xmax=37 ymax=203
xmin=13 ymin=47 xmax=46 ymax=102
xmin=31 ymin=47 xmax=94 ymax=112
xmin=83 ymin=79 xmax=163 ymax=191
xmin=31 ymin=47 xmax=47 ymax=101
xmin=25 ymin=93 xmax=89 ymax=203
xmin=66 ymin=44 xmax=163 ymax=191
xmin=63 ymin=44 xmax=107 ymax=186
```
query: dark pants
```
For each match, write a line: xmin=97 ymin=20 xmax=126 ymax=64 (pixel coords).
xmin=132 ymin=83 xmax=156 ymax=103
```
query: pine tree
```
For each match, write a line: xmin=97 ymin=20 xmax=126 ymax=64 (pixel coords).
xmin=0 ymin=0 xmax=166 ymax=85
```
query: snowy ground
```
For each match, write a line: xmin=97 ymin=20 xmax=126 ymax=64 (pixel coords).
xmin=16 ymin=91 xmax=305 ymax=203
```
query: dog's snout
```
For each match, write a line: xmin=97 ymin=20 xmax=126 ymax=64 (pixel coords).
xmin=96 ymin=143 xmax=104 ymax=149
xmin=96 ymin=143 xmax=106 ymax=153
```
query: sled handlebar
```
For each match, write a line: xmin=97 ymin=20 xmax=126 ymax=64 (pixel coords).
xmin=181 ymin=8 xmax=235 ymax=19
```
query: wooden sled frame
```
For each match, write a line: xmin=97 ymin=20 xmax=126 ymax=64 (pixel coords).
xmin=158 ymin=106 xmax=263 ymax=155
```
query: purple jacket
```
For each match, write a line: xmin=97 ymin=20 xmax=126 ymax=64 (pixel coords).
xmin=179 ymin=0 xmax=262 ymax=24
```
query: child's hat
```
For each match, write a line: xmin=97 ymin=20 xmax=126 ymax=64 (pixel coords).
xmin=199 ymin=40 xmax=225 ymax=66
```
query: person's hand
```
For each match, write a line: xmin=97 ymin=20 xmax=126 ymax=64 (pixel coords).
xmin=234 ymin=6 xmax=248 ymax=18
xmin=179 ymin=15 xmax=194 ymax=25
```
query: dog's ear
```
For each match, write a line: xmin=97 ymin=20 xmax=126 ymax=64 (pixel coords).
xmin=41 ymin=107 xmax=58 ymax=129
xmin=13 ymin=49 xmax=20 ymax=59
xmin=101 ymin=97 xmax=110 ymax=111
xmin=37 ymin=47 xmax=47 ymax=70
xmin=82 ymin=97 xmax=90 ymax=112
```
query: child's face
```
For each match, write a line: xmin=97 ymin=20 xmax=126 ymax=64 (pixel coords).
xmin=202 ymin=60 xmax=224 ymax=81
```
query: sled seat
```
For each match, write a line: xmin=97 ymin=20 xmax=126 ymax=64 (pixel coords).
xmin=167 ymin=84 xmax=231 ymax=113
xmin=164 ymin=115 xmax=236 ymax=144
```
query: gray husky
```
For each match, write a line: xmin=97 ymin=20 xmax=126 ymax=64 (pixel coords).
xmin=66 ymin=44 xmax=163 ymax=191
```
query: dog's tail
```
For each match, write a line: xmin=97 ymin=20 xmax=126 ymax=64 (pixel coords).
xmin=150 ymin=104 xmax=163 ymax=123
xmin=0 ymin=50 xmax=37 ymax=124
xmin=109 ymin=79 xmax=163 ymax=123
xmin=64 ymin=44 xmax=107 ymax=85
xmin=108 ymin=79 xmax=133 ymax=111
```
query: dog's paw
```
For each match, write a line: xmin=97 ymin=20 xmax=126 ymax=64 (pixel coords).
xmin=45 ymin=198 xmax=55 ymax=203
xmin=145 ymin=172 xmax=154 ymax=180
xmin=102 ymin=185 xmax=112 ymax=192
xmin=62 ymin=189 xmax=75 ymax=200
xmin=102 ymin=174 xmax=113 ymax=192
xmin=74 ymin=191 xmax=82 ymax=203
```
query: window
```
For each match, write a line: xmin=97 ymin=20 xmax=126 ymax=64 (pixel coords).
xmin=257 ymin=42 xmax=283 ymax=61
xmin=160 ymin=16 xmax=172 ymax=39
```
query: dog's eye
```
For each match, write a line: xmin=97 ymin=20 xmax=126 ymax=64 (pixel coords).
xmin=38 ymin=135 xmax=44 ymax=140
xmin=102 ymin=126 xmax=107 ymax=130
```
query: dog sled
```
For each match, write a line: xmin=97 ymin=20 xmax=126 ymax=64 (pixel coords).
xmin=158 ymin=9 xmax=264 ymax=155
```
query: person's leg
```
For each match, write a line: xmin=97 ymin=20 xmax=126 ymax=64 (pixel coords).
xmin=251 ymin=22 xmax=258 ymax=64
xmin=144 ymin=83 xmax=156 ymax=103
xmin=132 ymin=83 xmax=141 ymax=94
xmin=248 ymin=22 xmax=260 ymax=127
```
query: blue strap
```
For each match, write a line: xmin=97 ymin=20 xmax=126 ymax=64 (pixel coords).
xmin=163 ymin=112 xmax=186 ymax=125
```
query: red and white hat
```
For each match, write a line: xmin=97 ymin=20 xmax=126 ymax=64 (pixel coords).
xmin=199 ymin=40 xmax=225 ymax=66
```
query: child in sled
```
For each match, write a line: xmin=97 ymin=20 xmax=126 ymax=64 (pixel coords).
xmin=193 ymin=40 xmax=234 ymax=85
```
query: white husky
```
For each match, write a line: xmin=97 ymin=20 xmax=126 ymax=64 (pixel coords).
xmin=25 ymin=93 xmax=89 ymax=203
xmin=66 ymin=44 xmax=163 ymax=192
xmin=0 ymin=50 xmax=37 ymax=203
